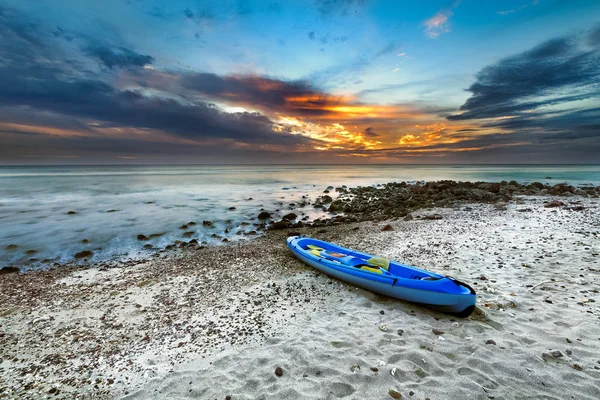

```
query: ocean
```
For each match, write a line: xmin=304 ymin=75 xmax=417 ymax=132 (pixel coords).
xmin=1 ymin=164 xmax=599 ymax=269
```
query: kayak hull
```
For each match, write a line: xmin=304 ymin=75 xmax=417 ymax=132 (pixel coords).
xmin=287 ymin=236 xmax=476 ymax=317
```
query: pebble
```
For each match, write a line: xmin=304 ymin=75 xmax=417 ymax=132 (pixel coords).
xmin=379 ymin=323 xmax=389 ymax=332
xmin=380 ymin=310 xmax=385 ymax=315
xmin=381 ymin=224 xmax=394 ymax=231
xmin=432 ymin=329 xmax=445 ymax=335
xmin=486 ymin=340 xmax=497 ymax=345
xmin=388 ymin=389 xmax=402 ymax=399
xmin=275 ymin=367 xmax=283 ymax=377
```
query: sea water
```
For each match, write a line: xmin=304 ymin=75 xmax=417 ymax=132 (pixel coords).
xmin=1 ymin=164 xmax=599 ymax=269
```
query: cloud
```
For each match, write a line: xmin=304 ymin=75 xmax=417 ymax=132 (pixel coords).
xmin=363 ymin=127 xmax=380 ymax=137
xmin=423 ymin=1 xmax=461 ymax=38
xmin=314 ymin=0 xmax=370 ymax=17
xmin=447 ymin=28 xmax=600 ymax=122
xmin=84 ymin=45 xmax=154 ymax=69
xmin=444 ymin=26 xmax=600 ymax=158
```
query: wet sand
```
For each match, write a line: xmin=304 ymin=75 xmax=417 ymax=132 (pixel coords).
xmin=1 ymin=195 xmax=599 ymax=399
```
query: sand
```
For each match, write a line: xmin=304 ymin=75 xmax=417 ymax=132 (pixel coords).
xmin=1 ymin=195 xmax=599 ymax=399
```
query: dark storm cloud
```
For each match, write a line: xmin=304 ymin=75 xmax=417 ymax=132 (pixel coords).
xmin=84 ymin=45 xmax=154 ymax=69
xmin=0 ymin=6 xmax=310 ymax=150
xmin=448 ymin=28 xmax=600 ymax=122
xmin=180 ymin=73 xmax=351 ymax=117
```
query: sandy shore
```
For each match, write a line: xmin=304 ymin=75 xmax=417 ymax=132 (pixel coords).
xmin=1 ymin=194 xmax=599 ymax=399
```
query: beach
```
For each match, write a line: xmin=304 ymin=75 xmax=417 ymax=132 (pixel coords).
xmin=1 ymin=180 xmax=599 ymax=399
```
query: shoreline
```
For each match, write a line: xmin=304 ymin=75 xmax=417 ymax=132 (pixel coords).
xmin=1 ymin=182 xmax=599 ymax=399
xmin=3 ymin=179 xmax=599 ymax=273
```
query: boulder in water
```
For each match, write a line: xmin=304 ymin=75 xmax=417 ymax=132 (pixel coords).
xmin=74 ymin=250 xmax=93 ymax=259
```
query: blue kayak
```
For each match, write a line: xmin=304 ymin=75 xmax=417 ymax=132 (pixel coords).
xmin=287 ymin=236 xmax=476 ymax=317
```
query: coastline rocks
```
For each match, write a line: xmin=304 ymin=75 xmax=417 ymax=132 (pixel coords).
xmin=422 ymin=214 xmax=442 ymax=220
xmin=137 ymin=234 xmax=149 ymax=241
xmin=282 ymin=213 xmax=298 ymax=220
xmin=183 ymin=231 xmax=195 ymax=238
xmin=257 ymin=212 xmax=271 ymax=220
xmin=202 ymin=221 xmax=213 ymax=227
xmin=381 ymin=224 xmax=394 ymax=231
xmin=321 ymin=195 xmax=333 ymax=204
xmin=269 ymin=220 xmax=292 ymax=230
xmin=74 ymin=250 xmax=93 ymax=259
xmin=328 ymin=200 xmax=346 ymax=212
xmin=67 ymin=211 xmax=77 ymax=215
xmin=5 ymin=244 xmax=18 ymax=250
xmin=0 ymin=266 xmax=20 ymax=275
xmin=403 ymin=214 xmax=414 ymax=221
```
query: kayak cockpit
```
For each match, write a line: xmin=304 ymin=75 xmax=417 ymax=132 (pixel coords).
xmin=294 ymin=237 xmax=443 ymax=281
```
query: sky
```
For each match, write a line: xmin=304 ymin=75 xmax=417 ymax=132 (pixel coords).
xmin=0 ymin=0 xmax=599 ymax=164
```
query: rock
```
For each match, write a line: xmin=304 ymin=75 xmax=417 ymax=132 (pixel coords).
xmin=403 ymin=214 xmax=414 ymax=221
xmin=543 ymin=350 xmax=563 ymax=360
xmin=179 ymin=224 xmax=188 ymax=229
xmin=143 ymin=244 xmax=153 ymax=249
xmin=81 ymin=239 xmax=89 ymax=244
xmin=269 ymin=220 xmax=292 ymax=230
xmin=380 ymin=310 xmax=385 ymax=315
xmin=257 ymin=211 xmax=271 ymax=220
xmin=321 ymin=195 xmax=333 ymax=204
xmin=187 ymin=221 xmax=196 ymax=226
xmin=106 ymin=209 xmax=117 ymax=213
xmin=5 ymin=244 xmax=17 ymax=250
xmin=381 ymin=224 xmax=393 ymax=231
xmin=388 ymin=389 xmax=402 ymax=399
xmin=397 ymin=329 xmax=404 ymax=336
xmin=0 ymin=266 xmax=20 ymax=275
xmin=275 ymin=366 xmax=283 ymax=377
xmin=544 ymin=200 xmax=565 ymax=208
xmin=422 ymin=214 xmax=442 ymax=220
xmin=516 ymin=208 xmax=532 ymax=212
xmin=282 ymin=213 xmax=298 ymax=220
xmin=323 ymin=189 xmax=330 ymax=194
xmin=67 ymin=211 xmax=77 ymax=215
xmin=370 ymin=367 xmax=379 ymax=372
xmin=379 ymin=323 xmax=389 ymax=332
xmin=480 ymin=275 xmax=488 ymax=281
xmin=485 ymin=340 xmax=496 ymax=345
xmin=74 ymin=250 xmax=93 ymax=259
xmin=182 ymin=231 xmax=195 ymax=238
xmin=202 ymin=220 xmax=213 ymax=226
xmin=225 ymin=396 xmax=232 ymax=400
xmin=572 ymin=364 xmax=583 ymax=371
xmin=432 ymin=329 xmax=444 ymax=335
xmin=328 ymin=200 xmax=346 ymax=212
xmin=228 ymin=207 xmax=236 ymax=210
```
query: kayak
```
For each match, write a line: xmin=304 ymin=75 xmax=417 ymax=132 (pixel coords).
xmin=286 ymin=236 xmax=476 ymax=317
